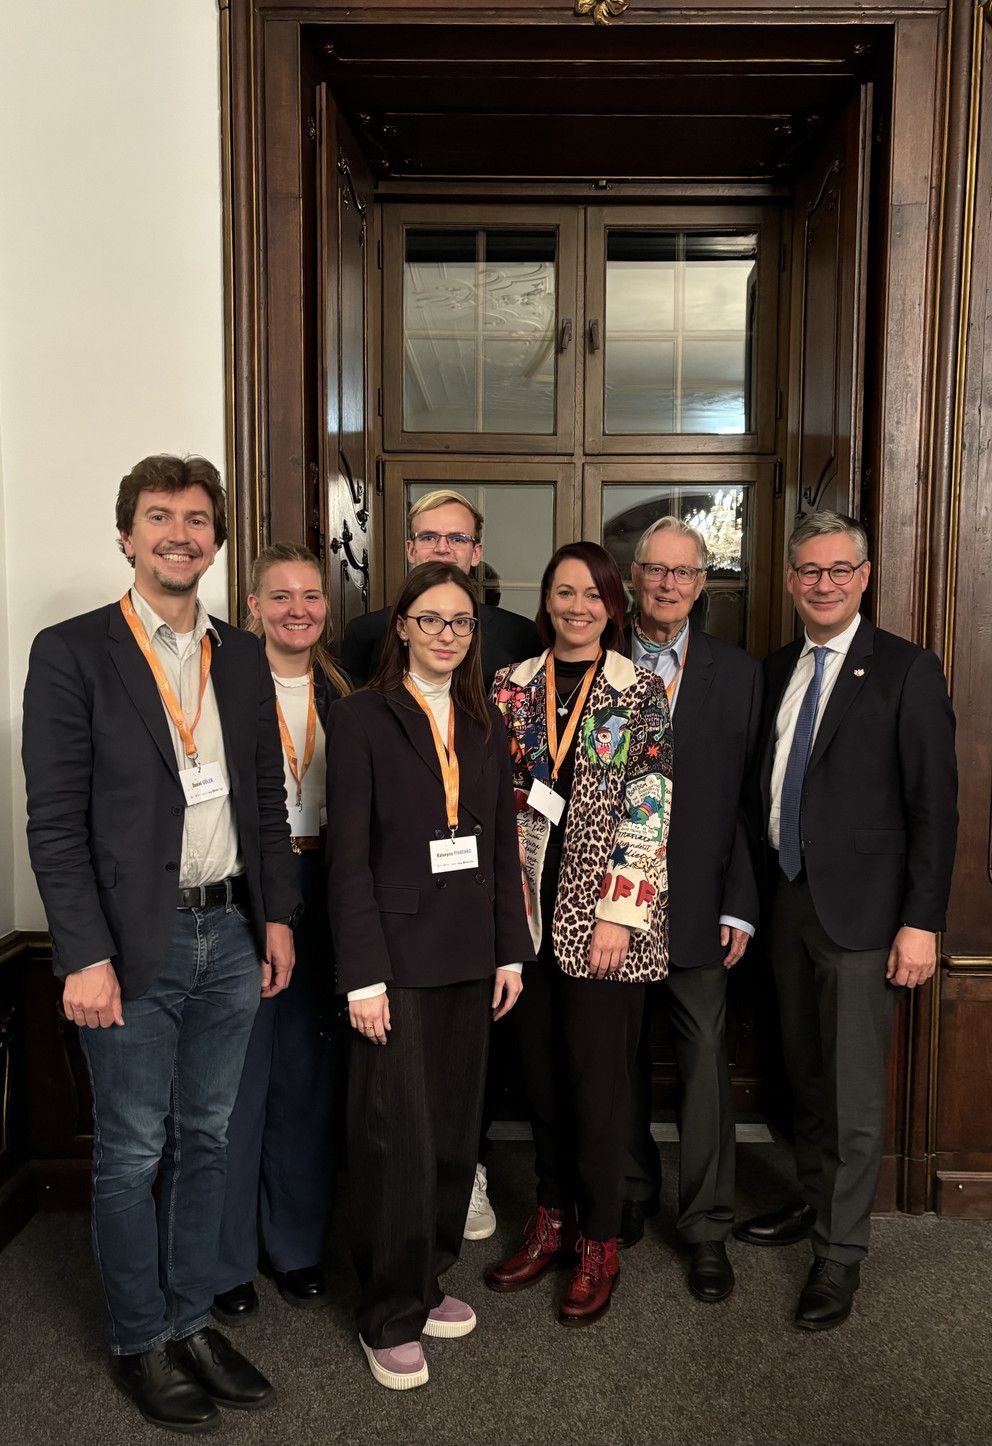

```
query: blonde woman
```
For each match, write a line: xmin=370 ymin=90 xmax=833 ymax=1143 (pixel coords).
xmin=213 ymin=543 xmax=349 ymax=1324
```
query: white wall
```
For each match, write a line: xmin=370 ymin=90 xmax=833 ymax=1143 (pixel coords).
xmin=0 ymin=1 xmax=228 ymax=931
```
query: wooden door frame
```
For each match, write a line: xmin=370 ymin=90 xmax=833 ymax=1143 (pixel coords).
xmin=220 ymin=0 xmax=978 ymax=1215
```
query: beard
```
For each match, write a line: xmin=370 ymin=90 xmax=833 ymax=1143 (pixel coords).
xmin=151 ymin=561 xmax=202 ymax=594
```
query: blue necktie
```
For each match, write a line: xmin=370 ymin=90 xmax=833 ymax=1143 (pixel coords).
xmin=778 ymin=646 xmax=828 ymax=881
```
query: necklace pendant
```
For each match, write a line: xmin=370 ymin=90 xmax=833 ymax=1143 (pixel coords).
xmin=557 ymin=703 xmax=569 ymax=717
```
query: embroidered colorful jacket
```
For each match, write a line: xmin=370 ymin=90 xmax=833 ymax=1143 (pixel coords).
xmin=491 ymin=648 xmax=674 ymax=983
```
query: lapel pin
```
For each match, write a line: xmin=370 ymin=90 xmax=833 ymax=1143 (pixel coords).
xmin=853 ymin=668 xmax=865 ymax=677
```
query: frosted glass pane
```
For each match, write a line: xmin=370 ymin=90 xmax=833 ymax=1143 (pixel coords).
xmin=605 ymin=340 xmax=675 ymax=434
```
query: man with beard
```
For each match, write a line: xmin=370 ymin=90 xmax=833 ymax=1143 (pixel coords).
xmin=22 ymin=454 xmax=300 ymax=1432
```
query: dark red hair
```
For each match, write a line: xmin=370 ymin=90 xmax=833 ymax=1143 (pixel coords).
xmin=536 ymin=541 xmax=627 ymax=652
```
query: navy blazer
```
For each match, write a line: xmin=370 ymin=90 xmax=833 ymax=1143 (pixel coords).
xmin=341 ymin=602 xmax=541 ymax=691
xmin=627 ymin=623 xmax=763 ymax=968
xmin=325 ymin=683 xmax=534 ymax=993
xmin=759 ymin=617 xmax=958 ymax=950
xmin=22 ymin=601 xmax=301 ymax=998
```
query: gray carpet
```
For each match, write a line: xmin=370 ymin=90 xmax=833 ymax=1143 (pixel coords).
xmin=1 ymin=1143 xmax=990 ymax=1446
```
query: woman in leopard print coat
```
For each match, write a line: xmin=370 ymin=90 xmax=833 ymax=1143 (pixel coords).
xmin=484 ymin=541 xmax=673 ymax=1327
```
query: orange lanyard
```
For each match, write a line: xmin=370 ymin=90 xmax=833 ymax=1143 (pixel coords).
xmin=665 ymin=629 xmax=690 ymax=706
xmin=545 ymin=651 xmax=600 ymax=784
xmin=275 ymin=672 xmax=317 ymax=806
xmin=404 ymin=676 xmax=460 ymax=832
xmin=120 ymin=593 xmax=211 ymax=764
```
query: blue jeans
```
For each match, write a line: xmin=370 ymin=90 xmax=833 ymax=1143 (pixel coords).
xmin=217 ymin=853 xmax=345 ymax=1288
xmin=79 ymin=903 xmax=261 ymax=1354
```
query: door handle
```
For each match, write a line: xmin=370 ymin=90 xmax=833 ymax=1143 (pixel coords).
xmin=588 ymin=319 xmax=601 ymax=353
xmin=557 ymin=318 xmax=573 ymax=354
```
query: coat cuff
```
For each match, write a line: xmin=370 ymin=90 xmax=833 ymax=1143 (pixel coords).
xmin=596 ymin=865 xmax=658 ymax=934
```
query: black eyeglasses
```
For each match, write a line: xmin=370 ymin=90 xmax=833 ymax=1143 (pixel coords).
xmin=404 ymin=612 xmax=478 ymax=637
xmin=792 ymin=562 xmax=866 ymax=585
xmin=636 ymin=562 xmax=705 ymax=585
xmin=411 ymin=531 xmax=478 ymax=549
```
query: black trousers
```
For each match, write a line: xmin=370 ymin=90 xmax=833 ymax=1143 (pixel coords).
xmin=770 ymin=874 xmax=896 ymax=1264
xmin=625 ymin=963 xmax=735 ymax=1243
xmin=347 ymin=979 xmax=490 ymax=1348
xmin=514 ymin=953 xmax=644 ymax=1241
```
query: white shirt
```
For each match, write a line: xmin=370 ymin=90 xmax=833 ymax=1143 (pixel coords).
xmin=272 ymin=672 xmax=327 ymax=831
xmin=768 ymin=611 xmax=863 ymax=850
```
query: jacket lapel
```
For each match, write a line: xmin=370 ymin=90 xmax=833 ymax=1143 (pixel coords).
xmin=384 ymin=684 xmax=444 ymax=788
xmin=106 ymin=603 xmax=179 ymax=779
xmin=807 ymin=615 xmax=874 ymax=772
xmin=671 ymin=626 xmax=714 ymax=739
xmin=208 ymin=628 xmax=240 ymax=794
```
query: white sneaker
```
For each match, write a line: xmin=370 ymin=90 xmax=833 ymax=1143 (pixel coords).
xmin=463 ymin=1162 xmax=497 ymax=1240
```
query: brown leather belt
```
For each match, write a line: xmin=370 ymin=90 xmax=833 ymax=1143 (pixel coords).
xmin=291 ymin=835 xmax=323 ymax=854
xmin=176 ymin=875 xmax=250 ymax=910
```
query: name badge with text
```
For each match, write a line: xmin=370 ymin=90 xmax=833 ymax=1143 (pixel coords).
xmin=528 ymin=778 xmax=565 ymax=826
xmin=429 ymin=834 xmax=480 ymax=874
xmin=289 ymin=800 xmax=319 ymax=837
xmin=180 ymin=762 xmax=229 ymax=807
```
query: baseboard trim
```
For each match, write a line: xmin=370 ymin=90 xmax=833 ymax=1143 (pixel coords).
xmin=934 ymin=1171 xmax=992 ymax=1217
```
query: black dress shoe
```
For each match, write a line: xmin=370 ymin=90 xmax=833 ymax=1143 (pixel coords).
xmin=112 ymin=1346 xmax=220 ymax=1433
xmin=618 ymin=1197 xmax=660 ymax=1251
xmin=272 ymin=1264 xmax=330 ymax=1309
xmin=733 ymin=1200 xmax=816 ymax=1247
xmin=687 ymin=1241 xmax=735 ymax=1303
xmin=795 ymin=1258 xmax=860 ymax=1331
xmin=172 ymin=1328 xmax=274 ymax=1410
xmin=211 ymin=1281 xmax=258 ymax=1327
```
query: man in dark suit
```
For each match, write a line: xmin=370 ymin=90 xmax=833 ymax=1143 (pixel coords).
xmin=734 ymin=510 xmax=957 ymax=1330
xmin=621 ymin=516 xmax=762 ymax=1303
xmin=22 ymin=455 xmax=302 ymax=1432
xmin=341 ymin=488 xmax=540 ymax=691
xmin=342 ymin=487 xmax=539 ymax=1240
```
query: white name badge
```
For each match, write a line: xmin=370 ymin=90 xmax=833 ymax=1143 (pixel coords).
xmin=528 ymin=778 xmax=565 ymax=825
xmin=180 ymin=762 xmax=229 ymax=807
xmin=429 ymin=834 xmax=480 ymax=874
xmin=289 ymin=800 xmax=320 ymax=837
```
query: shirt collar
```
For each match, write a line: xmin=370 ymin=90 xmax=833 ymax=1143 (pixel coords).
xmin=633 ymin=614 xmax=690 ymax=662
xmin=129 ymin=586 xmax=220 ymax=648
xmin=800 ymin=611 xmax=862 ymax=661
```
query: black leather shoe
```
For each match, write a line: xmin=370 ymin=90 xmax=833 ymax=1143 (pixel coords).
xmin=272 ymin=1264 xmax=330 ymax=1309
xmin=733 ymin=1200 xmax=816 ymax=1247
xmin=211 ymin=1281 xmax=258 ymax=1327
xmin=795 ymin=1258 xmax=860 ymax=1331
xmin=172 ymin=1328 xmax=274 ymax=1410
xmin=618 ymin=1197 xmax=660 ymax=1250
xmin=687 ymin=1241 xmax=735 ymax=1303
xmin=112 ymin=1346 xmax=220 ymax=1433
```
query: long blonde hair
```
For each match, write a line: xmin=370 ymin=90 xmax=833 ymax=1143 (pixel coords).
xmin=246 ymin=542 xmax=351 ymax=696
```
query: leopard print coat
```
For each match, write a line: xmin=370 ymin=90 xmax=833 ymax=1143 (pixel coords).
xmin=492 ymin=649 xmax=674 ymax=983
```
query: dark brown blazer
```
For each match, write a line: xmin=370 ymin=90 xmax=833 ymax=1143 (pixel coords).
xmin=759 ymin=617 xmax=958 ymax=950
xmin=325 ymin=683 xmax=534 ymax=993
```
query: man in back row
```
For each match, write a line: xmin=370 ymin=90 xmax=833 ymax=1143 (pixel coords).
xmin=342 ymin=489 xmax=540 ymax=691
xmin=22 ymin=455 xmax=301 ymax=1432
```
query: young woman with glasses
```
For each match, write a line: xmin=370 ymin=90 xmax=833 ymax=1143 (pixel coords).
xmin=485 ymin=541 xmax=674 ymax=1325
xmin=325 ymin=561 xmax=532 ymax=1391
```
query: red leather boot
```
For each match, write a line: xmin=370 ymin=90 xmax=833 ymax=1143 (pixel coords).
xmin=558 ymin=1235 xmax=620 ymax=1326
xmin=484 ymin=1206 xmax=576 ymax=1292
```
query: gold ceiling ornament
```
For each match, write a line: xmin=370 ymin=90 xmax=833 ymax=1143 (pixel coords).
xmin=575 ymin=0 xmax=629 ymax=26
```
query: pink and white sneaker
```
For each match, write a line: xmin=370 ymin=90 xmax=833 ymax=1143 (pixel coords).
xmin=422 ymin=1295 xmax=477 ymax=1338
xmin=359 ymin=1336 xmax=429 ymax=1390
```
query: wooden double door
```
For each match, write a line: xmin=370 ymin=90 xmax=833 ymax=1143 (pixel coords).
xmin=316 ymin=86 xmax=872 ymax=1117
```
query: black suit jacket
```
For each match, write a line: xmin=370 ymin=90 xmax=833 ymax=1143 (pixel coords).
xmin=627 ymin=623 xmax=763 ymax=968
xmin=341 ymin=602 xmax=541 ymax=690
xmin=325 ymin=684 xmax=534 ymax=993
xmin=759 ymin=617 xmax=958 ymax=950
xmin=22 ymin=602 xmax=301 ymax=998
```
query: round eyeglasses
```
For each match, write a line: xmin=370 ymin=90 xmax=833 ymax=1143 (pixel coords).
xmin=792 ymin=562 xmax=866 ymax=586
xmin=404 ymin=612 xmax=478 ymax=637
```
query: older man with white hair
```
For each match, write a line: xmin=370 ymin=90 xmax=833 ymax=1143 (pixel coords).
xmin=622 ymin=515 xmax=763 ymax=1304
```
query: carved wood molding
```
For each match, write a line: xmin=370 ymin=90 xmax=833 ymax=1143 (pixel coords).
xmin=575 ymin=0 xmax=628 ymax=25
